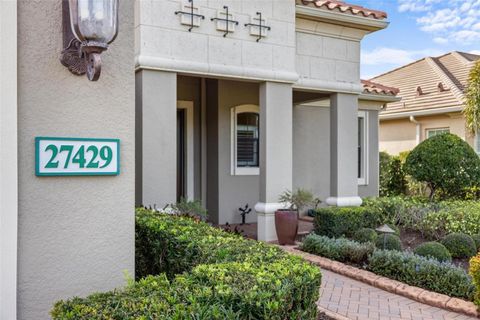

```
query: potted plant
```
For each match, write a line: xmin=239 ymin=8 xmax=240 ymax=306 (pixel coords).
xmin=276 ymin=189 xmax=318 ymax=245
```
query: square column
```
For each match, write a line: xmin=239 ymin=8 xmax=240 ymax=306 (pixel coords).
xmin=136 ymin=70 xmax=177 ymax=208
xmin=326 ymin=93 xmax=362 ymax=207
xmin=255 ymin=82 xmax=293 ymax=241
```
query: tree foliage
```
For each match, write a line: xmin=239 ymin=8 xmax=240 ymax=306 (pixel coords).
xmin=404 ymin=133 xmax=480 ymax=200
xmin=465 ymin=60 xmax=480 ymax=135
xmin=379 ymin=152 xmax=407 ymax=197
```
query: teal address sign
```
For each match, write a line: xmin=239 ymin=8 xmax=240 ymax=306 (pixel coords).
xmin=35 ymin=137 xmax=120 ymax=176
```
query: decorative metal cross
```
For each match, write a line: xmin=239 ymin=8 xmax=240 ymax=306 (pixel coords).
xmin=245 ymin=12 xmax=271 ymax=42
xmin=175 ymin=0 xmax=205 ymax=32
xmin=211 ymin=6 xmax=239 ymax=37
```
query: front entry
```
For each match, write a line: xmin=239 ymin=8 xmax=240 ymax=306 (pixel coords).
xmin=176 ymin=101 xmax=194 ymax=202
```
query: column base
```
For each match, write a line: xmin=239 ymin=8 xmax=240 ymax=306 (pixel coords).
xmin=255 ymin=202 xmax=287 ymax=242
xmin=325 ymin=196 xmax=362 ymax=207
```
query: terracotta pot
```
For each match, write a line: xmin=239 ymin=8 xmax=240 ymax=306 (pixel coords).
xmin=275 ymin=210 xmax=298 ymax=245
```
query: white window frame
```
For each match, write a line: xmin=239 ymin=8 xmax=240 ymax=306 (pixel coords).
xmin=426 ymin=127 xmax=449 ymax=139
xmin=358 ymin=111 xmax=369 ymax=186
xmin=231 ymin=104 xmax=260 ymax=176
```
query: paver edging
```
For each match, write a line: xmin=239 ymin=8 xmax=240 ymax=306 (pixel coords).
xmin=281 ymin=245 xmax=480 ymax=318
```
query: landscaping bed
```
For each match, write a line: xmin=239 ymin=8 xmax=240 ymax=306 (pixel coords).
xmin=51 ymin=208 xmax=322 ymax=320
xmin=304 ymin=197 xmax=480 ymax=303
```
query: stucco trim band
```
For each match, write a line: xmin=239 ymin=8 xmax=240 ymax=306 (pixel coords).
xmin=294 ymin=78 xmax=364 ymax=95
xmin=326 ymin=196 xmax=362 ymax=207
xmin=380 ymin=106 xmax=464 ymax=120
xmin=136 ymin=55 xmax=299 ymax=84
xmin=0 ymin=1 xmax=18 ymax=319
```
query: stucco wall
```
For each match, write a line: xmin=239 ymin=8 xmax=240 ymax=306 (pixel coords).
xmin=359 ymin=110 xmax=380 ymax=198
xmin=136 ymin=0 xmax=296 ymax=82
xmin=293 ymin=105 xmax=330 ymax=201
xmin=293 ymin=105 xmax=379 ymax=201
xmin=17 ymin=1 xmax=135 ymax=319
xmin=216 ymin=80 xmax=260 ymax=224
xmin=379 ymin=113 xmax=467 ymax=155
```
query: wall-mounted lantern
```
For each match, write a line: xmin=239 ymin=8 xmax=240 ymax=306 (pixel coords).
xmin=60 ymin=0 xmax=119 ymax=81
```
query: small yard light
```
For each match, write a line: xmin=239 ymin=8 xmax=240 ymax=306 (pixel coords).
xmin=61 ymin=0 xmax=119 ymax=81
xmin=376 ymin=224 xmax=396 ymax=250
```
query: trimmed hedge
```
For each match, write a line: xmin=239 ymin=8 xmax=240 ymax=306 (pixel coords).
xmin=375 ymin=234 xmax=402 ymax=251
xmin=353 ymin=228 xmax=378 ymax=244
xmin=52 ymin=209 xmax=322 ymax=319
xmin=472 ymin=234 xmax=480 ymax=251
xmin=470 ymin=254 xmax=480 ymax=309
xmin=301 ymin=234 xmax=374 ymax=265
xmin=368 ymin=250 xmax=475 ymax=300
xmin=414 ymin=242 xmax=452 ymax=262
xmin=313 ymin=206 xmax=382 ymax=238
xmin=441 ymin=233 xmax=477 ymax=259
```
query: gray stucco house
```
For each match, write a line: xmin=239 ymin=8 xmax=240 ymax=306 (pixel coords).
xmin=135 ymin=0 xmax=399 ymax=241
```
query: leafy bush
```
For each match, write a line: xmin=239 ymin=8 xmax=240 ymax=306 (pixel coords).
xmin=421 ymin=201 xmax=480 ymax=239
xmin=301 ymin=234 xmax=374 ymax=265
xmin=165 ymin=197 xmax=208 ymax=220
xmin=404 ymin=133 xmax=480 ymax=200
xmin=470 ymin=254 xmax=480 ymax=308
xmin=472 ymin=234 xmax=480 ymax=251
xmin=380 ymin=153 xmax=407 ymax=197
xmin=278 ymin=189 xmax=320 ymax=213
xmin=368 ymin=250 xmax=475 ymax=300
xmin=375 ymin=234 xmax=402 ymax=251
xmin=353 ymin=228 xmax=378 ymax=244
xmin=414 ymin=242 xmax=452 ymax=262
xmin=313 ymin=206 xmax=382 ymax=238
xmin=52 ymin=209 xmax=322 ymax=320
xmin=441 ymin=233 xmax=477 ymax=258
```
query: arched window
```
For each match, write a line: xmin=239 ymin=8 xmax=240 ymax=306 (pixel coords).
xmin=231 ymin=105 xmax=260 ymax=175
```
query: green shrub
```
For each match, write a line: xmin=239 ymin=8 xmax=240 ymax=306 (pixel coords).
xmin=413 ymin=242 xmax=452 ymax=262
xmin=441 ymin=233 xmax=477 ymax=258
xmin=52 ymin=209 xmax=322 ymax=320
xmin=375 ymin=234 xmax=402 ymax=251
xmin=422 ymin=201 xmax=480 ymax=239
xmin=470 ymin=254 xmax=480 ymax=308
xmin=353 ymin=228 xmax=378 ymax=243
xmin=404 ymin=133 xmax=480 ymax=200
xmin=368 ymin=250 xmax=475 ymax=300
xmin=379 ymin=154 xmax=407 ymax=197
xmin=301 ymin=234 xmax=374 ymax=265
xmin=472 ymin=234 xmax=480 ymax=251
xmin=313 ymin=206 xmax=382 ymax=238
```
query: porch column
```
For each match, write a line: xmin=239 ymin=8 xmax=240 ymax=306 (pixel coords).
xmin=326 ymin=93 xmax=362 ymax=207
xmin=136 ymin=70 xmax=177 ymax=208
xmin=255 ymin=82 xmax=293 ymax=241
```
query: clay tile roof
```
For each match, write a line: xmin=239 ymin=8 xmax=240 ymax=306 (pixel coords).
xmin=299 ymin=0 xmax=387 ymax=20
xmin=361 ymin=80 xmax=399 ymax=96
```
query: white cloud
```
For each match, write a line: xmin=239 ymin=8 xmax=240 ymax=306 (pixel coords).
xmin=362 ymin=47 xmax=445 ymax=66
xmin=400 ymin=0 xmax=480 ymax=44
xmin=470 ymin=50 xmax=480 ymax=55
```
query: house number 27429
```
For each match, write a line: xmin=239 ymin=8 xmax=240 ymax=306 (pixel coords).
xmin=35 ymin=137 xmax=120 ymax=176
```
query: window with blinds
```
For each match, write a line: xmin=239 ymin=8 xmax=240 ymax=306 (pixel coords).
xmin=236 ymin=112 xmax=259 ymax=167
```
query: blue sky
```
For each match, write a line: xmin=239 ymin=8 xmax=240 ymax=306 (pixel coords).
xmin=354 ymin=0 xmax=480 ymax=79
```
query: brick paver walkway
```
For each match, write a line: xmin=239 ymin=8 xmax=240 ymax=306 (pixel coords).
xmin=319 ymin=269 xmax=477 ymax=320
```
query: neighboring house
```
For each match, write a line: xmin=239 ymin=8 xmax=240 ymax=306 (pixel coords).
xmin=373 ymin=51 xmax=480 ymax=155
xmin=135 ymin=0 xmax=398 ymax=241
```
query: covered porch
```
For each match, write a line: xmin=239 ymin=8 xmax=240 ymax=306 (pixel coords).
xmin=136 ymin=71 xmax=369 ymax=241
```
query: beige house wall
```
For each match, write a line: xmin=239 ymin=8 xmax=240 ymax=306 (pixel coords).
xmin=380 ymin=112 xmax=468 ymax=155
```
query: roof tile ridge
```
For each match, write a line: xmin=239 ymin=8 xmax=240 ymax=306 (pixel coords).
xmin=425 ymin=57 xmax=465 ymax=103
xmin=451 ymin=51 xmax=475 ymax=64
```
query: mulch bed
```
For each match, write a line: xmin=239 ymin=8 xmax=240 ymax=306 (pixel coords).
xmin=400 ymin=229 xmax=470 ymax=271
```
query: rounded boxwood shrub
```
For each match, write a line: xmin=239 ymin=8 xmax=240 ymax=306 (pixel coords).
xmin=414 ymin=241 xmax=452 ymax=262
xmin=441 ymin=233 xmax=477 ymax=258
xmin=375 ymin=234 xmax=402 ymax=251
xmin=472 ymin=234 xmax=480 ymax=251
xmin=404 ymin=133 xmax=480 ymax=199
xmin=353 ymin=228 xmax=378 ymax=243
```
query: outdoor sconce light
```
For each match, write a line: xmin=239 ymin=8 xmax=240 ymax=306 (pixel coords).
xmin=60 ymin=0 xmax=119 ymax=81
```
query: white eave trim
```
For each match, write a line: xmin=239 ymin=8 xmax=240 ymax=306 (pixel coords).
xmin=380 ymin=106 xmax=463 ymax=120
xmin=295 ymin=5 xmax=389 ymax=32
xmin=136 ymin=55 xmax=299 ymax=84
xmin=360 ymin=92 xmax=401 ymax=103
